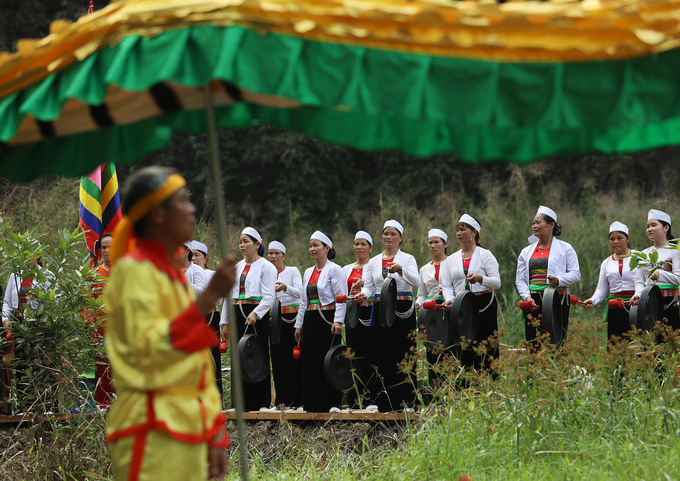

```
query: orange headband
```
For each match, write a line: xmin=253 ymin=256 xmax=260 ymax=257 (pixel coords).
xmin=110 ymin=174 xmax=187 ymax=266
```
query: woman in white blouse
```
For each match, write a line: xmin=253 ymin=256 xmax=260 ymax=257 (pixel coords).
xmin=342 ymin=231 xmax=377 ymax=408
xmin=219 ymin=227 xmax=277 ymax=411
xmin=630 ymin=209 xmax=680 ymax=332
xmin=294 ymin=232 xmax=347 ymax=412
xmin=416 ymin=229 xmax=449 ymax=384
xmin=442 ymin=215 xmax=501 ymax=373
xmin=515 ymin=206 xmax=581 ymax=346
xmin=356 ymin=220 xmax=420 ymax=412
xmin=267 ymin=241 xmax=304 ymax=408
xmin=581 ymin=222 xmax=636 ymax=344
xmin=190 ymin=240 xmax=223 ymax=401
xmin=179 ymin=241 xmax=207 ymax=295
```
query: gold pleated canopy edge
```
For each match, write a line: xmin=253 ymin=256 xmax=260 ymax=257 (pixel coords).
xmin=2 ymin=0 xmax=680 ymax=100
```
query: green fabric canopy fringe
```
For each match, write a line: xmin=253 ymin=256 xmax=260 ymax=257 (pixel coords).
xmin=2 ymin=24 xmax=680 ymax=182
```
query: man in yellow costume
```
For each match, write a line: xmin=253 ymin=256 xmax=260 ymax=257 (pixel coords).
xmin=105 ymin=166 xmax=236 ymax=481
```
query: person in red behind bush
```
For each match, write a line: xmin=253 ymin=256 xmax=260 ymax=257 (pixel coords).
xmin=105 ymin=166 xmax=236 ymax=481
xmin=91 ymin=233 xmax=116 ymax=409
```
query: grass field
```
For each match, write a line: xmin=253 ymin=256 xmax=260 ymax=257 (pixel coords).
xmin=214 ymin=318 xmax=680 ymax=481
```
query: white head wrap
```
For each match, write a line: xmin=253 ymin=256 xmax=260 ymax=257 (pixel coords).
xmin=183 ymin=241 xmax=192 ymax=249
xmin=241 ymin=227 xmax=262 ymax=243
xmin=608 ymin=221 xmax=629 ymax=236
xmin=383 ymin=220 xmax=404 ymax=235
xmin=458 ymin=214 xmax=481 ymax=233
xmin=268 ymin=240 xmax=286 ymax=254
xmin=537 ymin=205 xmax=557 ymax=223
xmin=355 ymin=231 xmax=373 ymax=245
xmin=428 ymin=228 xmax=448 ymax=243
xmin=311 ymin=231 xmax=333 ymax=248
xmin=192 ymin=241 xmax=208 ymax=254
xmin=648 ymin=209 xmax=671 ymax=225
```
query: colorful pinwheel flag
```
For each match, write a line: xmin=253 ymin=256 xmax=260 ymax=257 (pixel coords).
xmin=78 ymin=163 xmax=122 ymax=266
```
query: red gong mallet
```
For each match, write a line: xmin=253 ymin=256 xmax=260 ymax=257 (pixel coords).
xmin=422 ymin=300 xmax=437 ymax=311
xmin=608 ymin=298 xmax=625 ymax=309
xmin=6 ymin=331 xmax=13 ymax=342
xmin=335 ymin=295 xmax=348 ymax=304
xmin=292 ymin=342 xmax=302 ymax=359
xmin=570 ymin=295 xmax=579 ymax=306
xmin=518 ymin=301 xmax=537 ymax=313
xmin=219 ymin=340 xmax=228 ymax=353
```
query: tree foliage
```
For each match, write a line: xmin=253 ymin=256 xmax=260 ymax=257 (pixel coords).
xmin=119 ymin=125 xmax=680 ymax=240
xmin=0 ymin=0 xmax=111 ymax=52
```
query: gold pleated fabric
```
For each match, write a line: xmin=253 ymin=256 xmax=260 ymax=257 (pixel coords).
xmin=2 ymin=0 xmax=680 ymax=99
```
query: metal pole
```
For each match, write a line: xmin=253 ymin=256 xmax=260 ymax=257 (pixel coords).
xmin=204 ymin=84 xmax=249 ymax=481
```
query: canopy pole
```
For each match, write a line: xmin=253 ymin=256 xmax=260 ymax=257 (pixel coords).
xmin=204 ymin=84 xmax=249 ymax=481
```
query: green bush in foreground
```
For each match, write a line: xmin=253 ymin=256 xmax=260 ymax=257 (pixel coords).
xmin=233 ymin=319 xmax=680 ymax=480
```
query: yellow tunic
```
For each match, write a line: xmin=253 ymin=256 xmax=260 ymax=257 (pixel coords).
xmin=104 ymin=239 xmax=228 ymax=481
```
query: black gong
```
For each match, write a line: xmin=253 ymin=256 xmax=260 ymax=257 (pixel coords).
xmin=270 ymin=299 xmax=282 ymax=345
xmin=345 ymin=300 xmax=360 ymax=329
xmin=451 ymin=291 xmax=479 ymax=346
xmin=541 ymin=287 xmax=564 ymax=345
xmin=629 ymin=285 xmax=663 ymax=332
xmin=324 ymin=344 xmax=360 ymax=391
xmin=379 ymin=277 xmax=397 ymax=328
xmin=419 ymin=303 xmax=452 ymax=347
xmin=238 ymin=333 xmax=269 ymax=383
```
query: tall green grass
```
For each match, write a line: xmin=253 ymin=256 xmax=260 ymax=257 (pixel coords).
xmin=231 ymin=321 xmax=680 ymax=480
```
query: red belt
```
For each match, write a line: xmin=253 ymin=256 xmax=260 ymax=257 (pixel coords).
xmin=611 ymin=291 xmax=634 ymax=297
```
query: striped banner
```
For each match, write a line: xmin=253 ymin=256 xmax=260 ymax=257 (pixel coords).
xmin=78 ymin=162 xmax=122 ymax=266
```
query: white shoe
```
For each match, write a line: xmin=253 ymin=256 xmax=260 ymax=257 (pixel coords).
xmin=296 ymin=406 xmax=304 ymax=411
xmin=329 ymin=407 xmax=341 ymax=413
xmin=259 ymin=407 xmax=270 ymax=413
xmin=226 ymin=408 xmax=236 ymax=412
xmin=404 ymin=407 xmax=415 ymax=413
xmin=365 ymin=404 xmax=379 ymax=411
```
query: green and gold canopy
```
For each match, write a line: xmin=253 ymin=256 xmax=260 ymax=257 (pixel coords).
xmin=2 ymin=0 xmax=680 ymax=181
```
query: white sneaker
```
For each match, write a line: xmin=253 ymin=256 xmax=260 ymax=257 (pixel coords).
xmin=259 ymin=407 xmax=270 ymax=413
xmin=365 ymin=404 xmax=379 ymax=411
xmin=296 ymin=406 xmax=304 ymax=411
xmin=226 ymin=408 xmax=236 ymax=412
xmin=329 ymin=407 xmax=341 ymax=413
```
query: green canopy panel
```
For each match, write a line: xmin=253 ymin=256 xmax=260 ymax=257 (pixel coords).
xmin=2 ymin=24 xmax=680 ymax=181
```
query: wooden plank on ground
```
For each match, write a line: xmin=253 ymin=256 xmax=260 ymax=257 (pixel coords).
xmin=224 ymin=411 xmax=411 ymax=422
xmin=0 ymin=410 xmax=411 ymax=427
xmin=0 ymin=412 xmax=98 ymax=426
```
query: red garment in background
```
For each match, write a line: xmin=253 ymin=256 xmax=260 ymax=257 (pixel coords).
xmin=93 ymin=264 xmax=115 ymax=408
xmin=348 ymin=268 xmax=363 ymax=294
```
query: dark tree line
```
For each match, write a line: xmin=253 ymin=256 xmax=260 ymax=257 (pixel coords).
xmin=121 ymin=125 xmax=680 ymax=236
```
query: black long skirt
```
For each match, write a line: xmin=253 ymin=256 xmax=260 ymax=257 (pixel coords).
xmin=345 ymin=304 xmax=378 ymax=408
xmin=655 ymin=294 xmax=680 ymax=344
xmin=460 ymin=292 xmax=499 ymax=372
xmin=232 ymin=303 xmax=271 ymax=411
xmin=662 ymin=295 xmax=680 ymax=331
xmin=373 ymin=299 xmax=417 ymax=412
xmin=525 ymin=290 xmax=570 ymax=347
xmin=421 ymin=300 xmax=458 ymax=389
xmin=206 ymin=311 xmax=223 ymax=404
xmin=270 ymin=314 xmax=303 ymax=408
xmin=301 ymin=309 xmax=341 ymax=412
xmin=607 ymin=301 xmax=632 ymax=343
